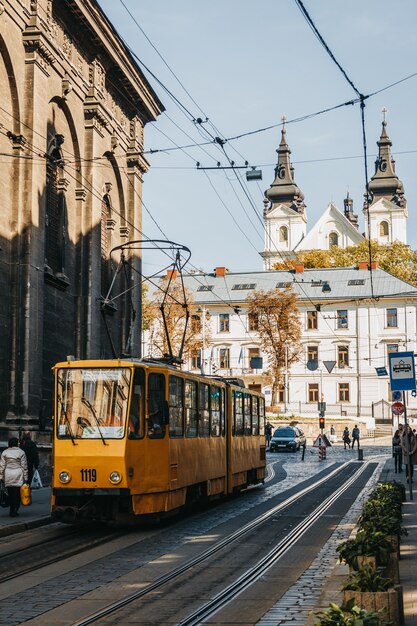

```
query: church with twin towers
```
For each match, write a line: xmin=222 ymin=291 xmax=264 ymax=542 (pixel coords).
xmin=261 ymin=114 xmax=408 ymax=269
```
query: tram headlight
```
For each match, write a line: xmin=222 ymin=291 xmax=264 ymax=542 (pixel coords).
xmin=59 ymin=471 xmax=71 ymax=484
xmin=109 ymin=471 xmax=122 ymax=484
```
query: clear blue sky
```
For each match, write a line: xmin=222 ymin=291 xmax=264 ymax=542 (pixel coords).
xmin=98 ymin=0 xmax=417 ymax=276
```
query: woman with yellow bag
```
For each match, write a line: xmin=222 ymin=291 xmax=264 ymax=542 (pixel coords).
xmin=0 ymin=437 xmax=28 ymax=517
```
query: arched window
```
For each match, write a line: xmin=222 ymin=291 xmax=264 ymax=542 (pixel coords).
xmin=329 ymin=232 xmax=339 ymax=248
xmin=101 ymin=184 xmax=112 ymax=294
xmin=379 ymin=221 xmax=389 ymax=237
xmin=45 ymin=134 xmax=66 ymax=274
xmin=279 ymin=225 xmax=288 ymax=242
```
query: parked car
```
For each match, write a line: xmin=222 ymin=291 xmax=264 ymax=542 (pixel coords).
xmin=269 ymin=426 xmax=306 ymax=452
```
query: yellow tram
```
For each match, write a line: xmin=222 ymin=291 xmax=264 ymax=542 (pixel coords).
xmin=51 ymin=358 xmax=266 ymax=523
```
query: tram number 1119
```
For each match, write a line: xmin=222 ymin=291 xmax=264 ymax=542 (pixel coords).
xmin=80 ymin=468 xmax=97 ymax=482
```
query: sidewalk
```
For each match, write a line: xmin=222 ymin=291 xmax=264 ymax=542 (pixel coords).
xmin=313 ymin=457 xmax=417 ymax=626
xmin=0 ymin=487 xmax=51 ymax=537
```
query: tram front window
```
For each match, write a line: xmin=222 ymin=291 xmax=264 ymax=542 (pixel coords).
xmin=57 ymin=368 xmax=131 ymax=439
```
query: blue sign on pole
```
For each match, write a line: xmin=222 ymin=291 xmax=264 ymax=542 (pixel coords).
xmin=388 ymin=351 xmax=416 ymax=391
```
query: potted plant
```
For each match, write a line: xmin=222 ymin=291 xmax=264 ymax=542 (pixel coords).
xmin=336 ymin=531 xmax=392 ymax=571
xmin=342 ymin=564 xmax=400 ymax=626
xmin=314 ymin=599 xmax=381 ymax=626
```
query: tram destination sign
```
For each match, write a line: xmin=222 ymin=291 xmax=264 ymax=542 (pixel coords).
xmin=388 ymin=351 xmax=416 ymax=391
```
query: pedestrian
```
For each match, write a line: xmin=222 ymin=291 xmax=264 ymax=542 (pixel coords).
xmin=330 ymin=425 xmax=335 ymax=436
xmin=392 ymin=429 xmax=403 ymax=473
xmin=342 ymin=427 xmax=350 ymax=449
xmin=351 ymin=424 xmax=360 ymax=449
xmin=20 ymin=431 xmax=39 ymax=486
xmin=0 ymin=437 xmax=28 ymax=517
xmin=400 ymin=425 xmax=417 ymax=483
xmin=265 ymin=422 xmax=273 ymax=448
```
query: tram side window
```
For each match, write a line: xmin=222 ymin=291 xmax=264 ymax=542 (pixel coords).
xmin=234 ymin=390 xmax=244 ymax=436
xmin=259 ymin=397 xmax=265 ymax=436
xmin=148 ymin=373 xmax=166 ymax=438
xmin=169 ymin=375 xmax=184 ymax=437
xmin=211 ymin=385 xmax=221 ymax=436
xmin=252 ymin=396 xmax=259 ymax=435
xmin=128 ymin=368 xmax=145 ymax=439
xmin=243 ymin=394 xmax=251 ymax=435
xmin=199 ymin=383 xmax=210 ymax=437
xmin=185 ymin=379 xmax=198 ymax=437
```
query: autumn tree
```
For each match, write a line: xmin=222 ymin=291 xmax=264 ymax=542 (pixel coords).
xmin=147 ymin=278 xmax=206 ymax=365
xmin=246 ymin=288 xmax=302 ymax=406
xmin=273 ymin=241 xmax=417 ymax=286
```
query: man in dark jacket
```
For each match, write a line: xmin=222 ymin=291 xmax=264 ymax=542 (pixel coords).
xmin=20 ymin=431 xmax=39 ymax=486
xmin=351 ymin=425 xmax=360 ymax=449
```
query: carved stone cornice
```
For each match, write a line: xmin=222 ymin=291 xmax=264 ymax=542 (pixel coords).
xmin=120 ymin=226 xmax=130 ymax=239
xmin=84 ymin=99 xmax=110 ymax=138
xmin=126 ymin=150 xmax=150 ymax=175
xmin=75 ymin=188 xmax=87 ymax=202
xmin=106 ymin=218 xmax=116 ymax=231
xmin=23 ymin=27 xmax=56 ymax=76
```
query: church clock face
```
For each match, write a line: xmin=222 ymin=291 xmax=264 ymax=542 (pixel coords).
xmin=379 ymin=159 xmax=387 ymax=172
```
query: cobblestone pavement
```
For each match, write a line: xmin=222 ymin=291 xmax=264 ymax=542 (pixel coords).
xmin=0 ymin=440 xmax=392 ymax=625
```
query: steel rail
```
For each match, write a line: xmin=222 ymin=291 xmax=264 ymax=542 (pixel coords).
xmin=178 ymin=461 xmax=372 ymax=625
xmin=71 ymin=459 xmax=364 ymax=626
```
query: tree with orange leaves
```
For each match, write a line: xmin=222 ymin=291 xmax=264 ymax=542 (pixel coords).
xmin=247 ymin=287 xmax=301 ymax=406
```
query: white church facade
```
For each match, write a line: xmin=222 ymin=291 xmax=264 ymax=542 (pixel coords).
xmin=261 ymin=118 xmax=408 ymax=269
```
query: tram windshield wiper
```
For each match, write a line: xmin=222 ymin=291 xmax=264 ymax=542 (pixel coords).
xmin=81 ymin=397 xmax=108 ymax=446
xmin=58 ymin=397 xmax=77 ymax=445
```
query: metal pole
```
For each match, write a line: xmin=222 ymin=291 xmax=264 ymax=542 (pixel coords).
xmin=403 ymin=399 xmax=413 ymax=501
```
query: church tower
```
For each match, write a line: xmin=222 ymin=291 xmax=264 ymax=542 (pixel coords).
xmin=260 ymin=122 xmax=307 ymax=269
xmin=364 ymin=112 xmax=407 ymax=244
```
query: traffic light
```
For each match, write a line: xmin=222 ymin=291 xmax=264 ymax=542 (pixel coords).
xmin=319 ymin=416 xmax=325 ymax=429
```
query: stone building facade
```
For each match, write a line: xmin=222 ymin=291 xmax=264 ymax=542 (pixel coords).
xmin=0 ymin=0 xmax=163 ymax=435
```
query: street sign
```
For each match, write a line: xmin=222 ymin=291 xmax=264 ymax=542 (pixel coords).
xmin=388 ymin=351 xmax=416 ymax=391
xmin=392 ymin=401 xmax=405 ymax=415
xmin=375 ymin=367 xmax=388 ymax=377
xmin=323 ymin=360 xmax=336 ymax=374
xmin=392 ymin=391 xmax=402 ymax=401
xmin=307 ymin=359 xmax=318 ymax=371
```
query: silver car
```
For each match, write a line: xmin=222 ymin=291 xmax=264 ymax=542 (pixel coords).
xmin=269 ymin=426 xmax=306 ymax=452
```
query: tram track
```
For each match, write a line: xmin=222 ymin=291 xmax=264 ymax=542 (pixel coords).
xmin=70 ymin=459 xmax=372 ymax=626
xmin=0 ymin=527 xmax=124 ymax=584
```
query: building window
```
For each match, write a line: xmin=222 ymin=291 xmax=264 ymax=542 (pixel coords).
xmin=190 ymin=349 xmax=201 ymax=370
xmin=329 ymin=231 xmax=339 ymax=248
xmin=248 ymin=347 xmax=260 ymax=368
xmin=278 ymin=385 xmax=285 ymax=403
xmin=219 ymin=348 xmax=230 ymax=369
xmin=248 ymin=312 xmax=258 ymax=331
xmin=191 ymin=315 xmax=201 ymax=333
xmin=45 ymin=134 xmax=66 ymax=274
xmin=307 ymin=310 xmax=318 ymax=330
xmin=380 ymin=221 xmax=389 ymax=237
xmin=219 ymin=313 xmax=230 ymax=332
xmin=308 ymin=383 xmax=319 ymax=402
xmin=338 ymin=383 xmax=350 ymax=402
xmin=338 ymin=346 xmax=349 ymax=368
xmin=387 ymin=343 xmax=398 ymax=355
xmin=307 ymin=345 xmax=318 ymax=364
xmin=101 ymin=190 xmax=112 ymax=292
xmin=279 ymin=225 xmax=288 ymax=242
xmin=337 ymin=310 xmax=348 ymax=329
xmin=386 ymin=308 xmax=398 ymax=328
